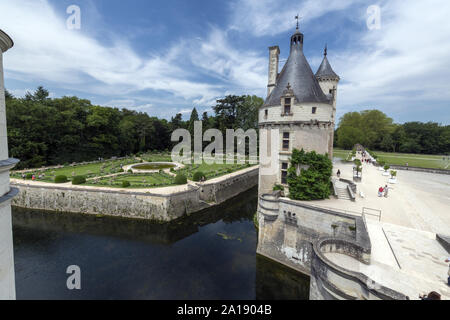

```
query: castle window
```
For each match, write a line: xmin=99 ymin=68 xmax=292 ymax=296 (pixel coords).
xmin=282 ymin=132 xmax=290 ymax=151
xmin=264 ymin=109 xmax=268 ymax=118
xmin=329 ymin=89 xmax=333 ymax=94
xmin=284 ymin=98 xmax=291 ymax=115
xmin=281 ymin=162 xmax=288 ymax=184
xmin=312 ymin=107 xmax=317 ymax=114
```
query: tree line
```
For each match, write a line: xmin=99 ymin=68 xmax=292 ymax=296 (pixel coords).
xmin=335 ymin=110 xmax=450 ymax=154
xmin=5 ymin=87 xmax=263 ymax=169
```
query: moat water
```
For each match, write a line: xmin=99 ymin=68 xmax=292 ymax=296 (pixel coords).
xmin=12 ymin=187 xmax=309 ymax=300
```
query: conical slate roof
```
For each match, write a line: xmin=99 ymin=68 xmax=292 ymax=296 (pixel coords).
xmin=264 ymin=30 xmax=329 ymax=107
xmin=315 ymin=47 xmax=340 ymax=81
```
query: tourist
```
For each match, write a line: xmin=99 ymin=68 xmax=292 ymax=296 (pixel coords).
xmin=384 ymin=185 xmax=389 ymax=198
xmin=337 ymin=169 xmax=341 ymax=178
xmin=419 ymin=291 xmax=441 ymax=300
xmin=31 ymin=175 xmax=36 ymax=181
xmin=446 ymin=257 xmax=450 ymax=286
xmin=378 ymin=186 xmax=384 ymax=197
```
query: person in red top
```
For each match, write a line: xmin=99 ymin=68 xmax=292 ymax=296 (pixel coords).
xmin=378 ymin=186 xmax=384 ymax=197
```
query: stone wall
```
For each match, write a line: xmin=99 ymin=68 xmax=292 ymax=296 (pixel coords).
xmin=257 ymin=192 xmax=408 ymax=300
xmin=309 ymin=237 xmax=407 ymax=300
xmin=257 ymin=195 xmax=361 ymax=276
xmin=389 ymin=165 xmax=450 ymax=175
xmin=0 ymin=29 xmax=16 ymax=300
xmin=11 ymin=167 xmax=259 ymax=222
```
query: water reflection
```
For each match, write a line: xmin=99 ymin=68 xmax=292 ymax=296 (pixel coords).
xmin=12 ymin=186 xmax=309 ymax=300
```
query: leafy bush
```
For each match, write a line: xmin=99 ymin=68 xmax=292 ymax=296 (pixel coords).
xmin=354 ymin=159 xmax=362 ymax=166
xmin=273 ymin=184 xmax=284 ymax=191
xmin=118 ymin=168 xmax=124 ymax=173
xmin=174 ymin=173 xmax=187 ymax=185
xmin=287 ymin=149 xmax=332 ymax=201
xmin=25 ymin=173 xmax=33 ymax=180
xmin=390 ymin=170 xmax=397 ymax=178
xmin=54 ymin=175 xmax=68 ymax=183
xmin=384 ymin=164 xmax=390 ymax=171
xmin=128 ymin=169 xmax=133 ymax=173
xmin=193 ymin=171 xmax=206 ymax=182
xmin=72 ymin=176 xmax=86 ymax=185
xmin=378 ymin=159 xmax=386 ymax=166
xmin=122 ymin=181 xmax=131 ymax=188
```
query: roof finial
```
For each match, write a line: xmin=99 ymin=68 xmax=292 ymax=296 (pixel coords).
xmin=295 ymin=14 xmax=300 ymax=30
xmin=324 ymin=44 xmax=327 ymax=56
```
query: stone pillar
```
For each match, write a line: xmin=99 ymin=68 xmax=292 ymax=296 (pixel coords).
xmin=0 ymin=29 xmax=18 ymax=300
xmin=267 ymin=46 xmax=280 ymax=97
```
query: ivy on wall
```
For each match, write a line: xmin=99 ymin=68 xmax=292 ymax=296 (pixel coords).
xmin=287 ymin=148 xmax=333 ymax=200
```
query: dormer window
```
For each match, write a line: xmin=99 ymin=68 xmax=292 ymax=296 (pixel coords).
xmin=284 ymin=98 xmax=291 ymax=115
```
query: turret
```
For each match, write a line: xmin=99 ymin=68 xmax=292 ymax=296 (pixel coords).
xmin=315 ymin=45 xmax=340 ymax=108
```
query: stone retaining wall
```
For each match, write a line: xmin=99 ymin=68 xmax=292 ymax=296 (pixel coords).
xmin=11 ymin=167 xmax=259 ymax=221
xmin=389 ymin=165 xmax=450 ymax=175
xmin=309 ymin=237 xmax=407 ymax=300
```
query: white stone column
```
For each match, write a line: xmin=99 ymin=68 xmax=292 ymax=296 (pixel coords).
xmin=0 ymin=29 xmax=17 ymax=300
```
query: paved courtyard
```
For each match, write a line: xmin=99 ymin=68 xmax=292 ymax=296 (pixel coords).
xmin=312 ymin=155 xmax=450 ymax=299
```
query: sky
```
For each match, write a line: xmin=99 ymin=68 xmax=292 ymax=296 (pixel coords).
xmin=0 ymin=0 xmax=449 ymax=124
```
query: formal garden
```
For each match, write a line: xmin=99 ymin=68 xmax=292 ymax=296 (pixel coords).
xmin=10 ymin=151 xmax=257 ymax=189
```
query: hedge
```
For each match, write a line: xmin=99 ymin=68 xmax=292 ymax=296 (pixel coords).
xmin=72 ymin=176 xmax=86 ymax=185
xmin=54 ymin=175 xmax=68 ymax=183
xmin=174 ymin=173 xmax=187 ymax=185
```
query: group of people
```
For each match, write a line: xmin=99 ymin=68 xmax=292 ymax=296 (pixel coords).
xmin=378 ymin=185 xmax=389 ymax=197
xmin=21 ymin=173 xmax=45 ymax=180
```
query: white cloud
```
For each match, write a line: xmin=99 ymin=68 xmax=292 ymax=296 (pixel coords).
xmin=229 ymin=0 xmax=359 ymax=36
xmin=0 ymin=0 xmax=222 ymax=104
xmin=332 ymin=0 xmax=450 ymax=122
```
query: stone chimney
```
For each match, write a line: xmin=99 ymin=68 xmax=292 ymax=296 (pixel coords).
xmin=267 ymin=46 xmax=280 ymax=97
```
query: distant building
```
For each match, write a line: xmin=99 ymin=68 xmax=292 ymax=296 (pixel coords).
xmin=258 ymin=24 xmax=340 ymax=195
xmin=0 ymin=29 xmax=19 ymax=300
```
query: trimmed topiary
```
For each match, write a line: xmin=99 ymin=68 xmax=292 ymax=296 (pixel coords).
xmin=54 ymin=175 xmax=68 ymax=183
xmin=72 ymin=176 xmax=86 ymax=185
xmin=192 ymin=171 xmax=206 ymax=182
xmin=128 ymin=169 xmax=133 ymax=173
xmin=174 ymin=173 xmax=187 ymax=185
xmin=25 ymin=173 xmax=33 ymax=180
xmin=122 ymin=181 xmax=131 ymax=188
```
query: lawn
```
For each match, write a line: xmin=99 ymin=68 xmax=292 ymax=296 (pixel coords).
xmin=371 ymin=151 xmax=449 ymax=170
xmin=90 ymin=172 xmax=175 ymax=188
xmin=332 ymin=148 xmax=449 ymax=170
xmin=333 ymin=148 xmax=351 ymax=160
xmin=11 ymin=157 xmax=139 ymax=182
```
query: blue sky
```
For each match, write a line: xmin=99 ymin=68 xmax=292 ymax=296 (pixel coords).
xmin=1 ymin=0 xmax=449 ymax=124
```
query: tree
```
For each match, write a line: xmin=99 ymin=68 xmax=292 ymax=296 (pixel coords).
xmin=188 ymin=107 xmax=199 ymax=137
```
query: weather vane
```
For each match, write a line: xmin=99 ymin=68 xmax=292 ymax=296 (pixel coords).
xmin=295 ymin=14 xmax=301 ymax=30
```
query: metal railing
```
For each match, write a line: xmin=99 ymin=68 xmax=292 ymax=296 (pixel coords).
xmin=362 ymin=207 xmax=382 ymax=221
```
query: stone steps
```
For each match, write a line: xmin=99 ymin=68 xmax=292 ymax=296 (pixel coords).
xmin=336 ymin=187 xmax=351 ymax=200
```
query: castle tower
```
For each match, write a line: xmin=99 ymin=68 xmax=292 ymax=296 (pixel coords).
xmin=258 ymin=25 xmax=336 ymax=196
xmin=0 ymin=29 xmax=18 ymax=300
xmin=315 ymin=45 xmax=340 ymax=158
